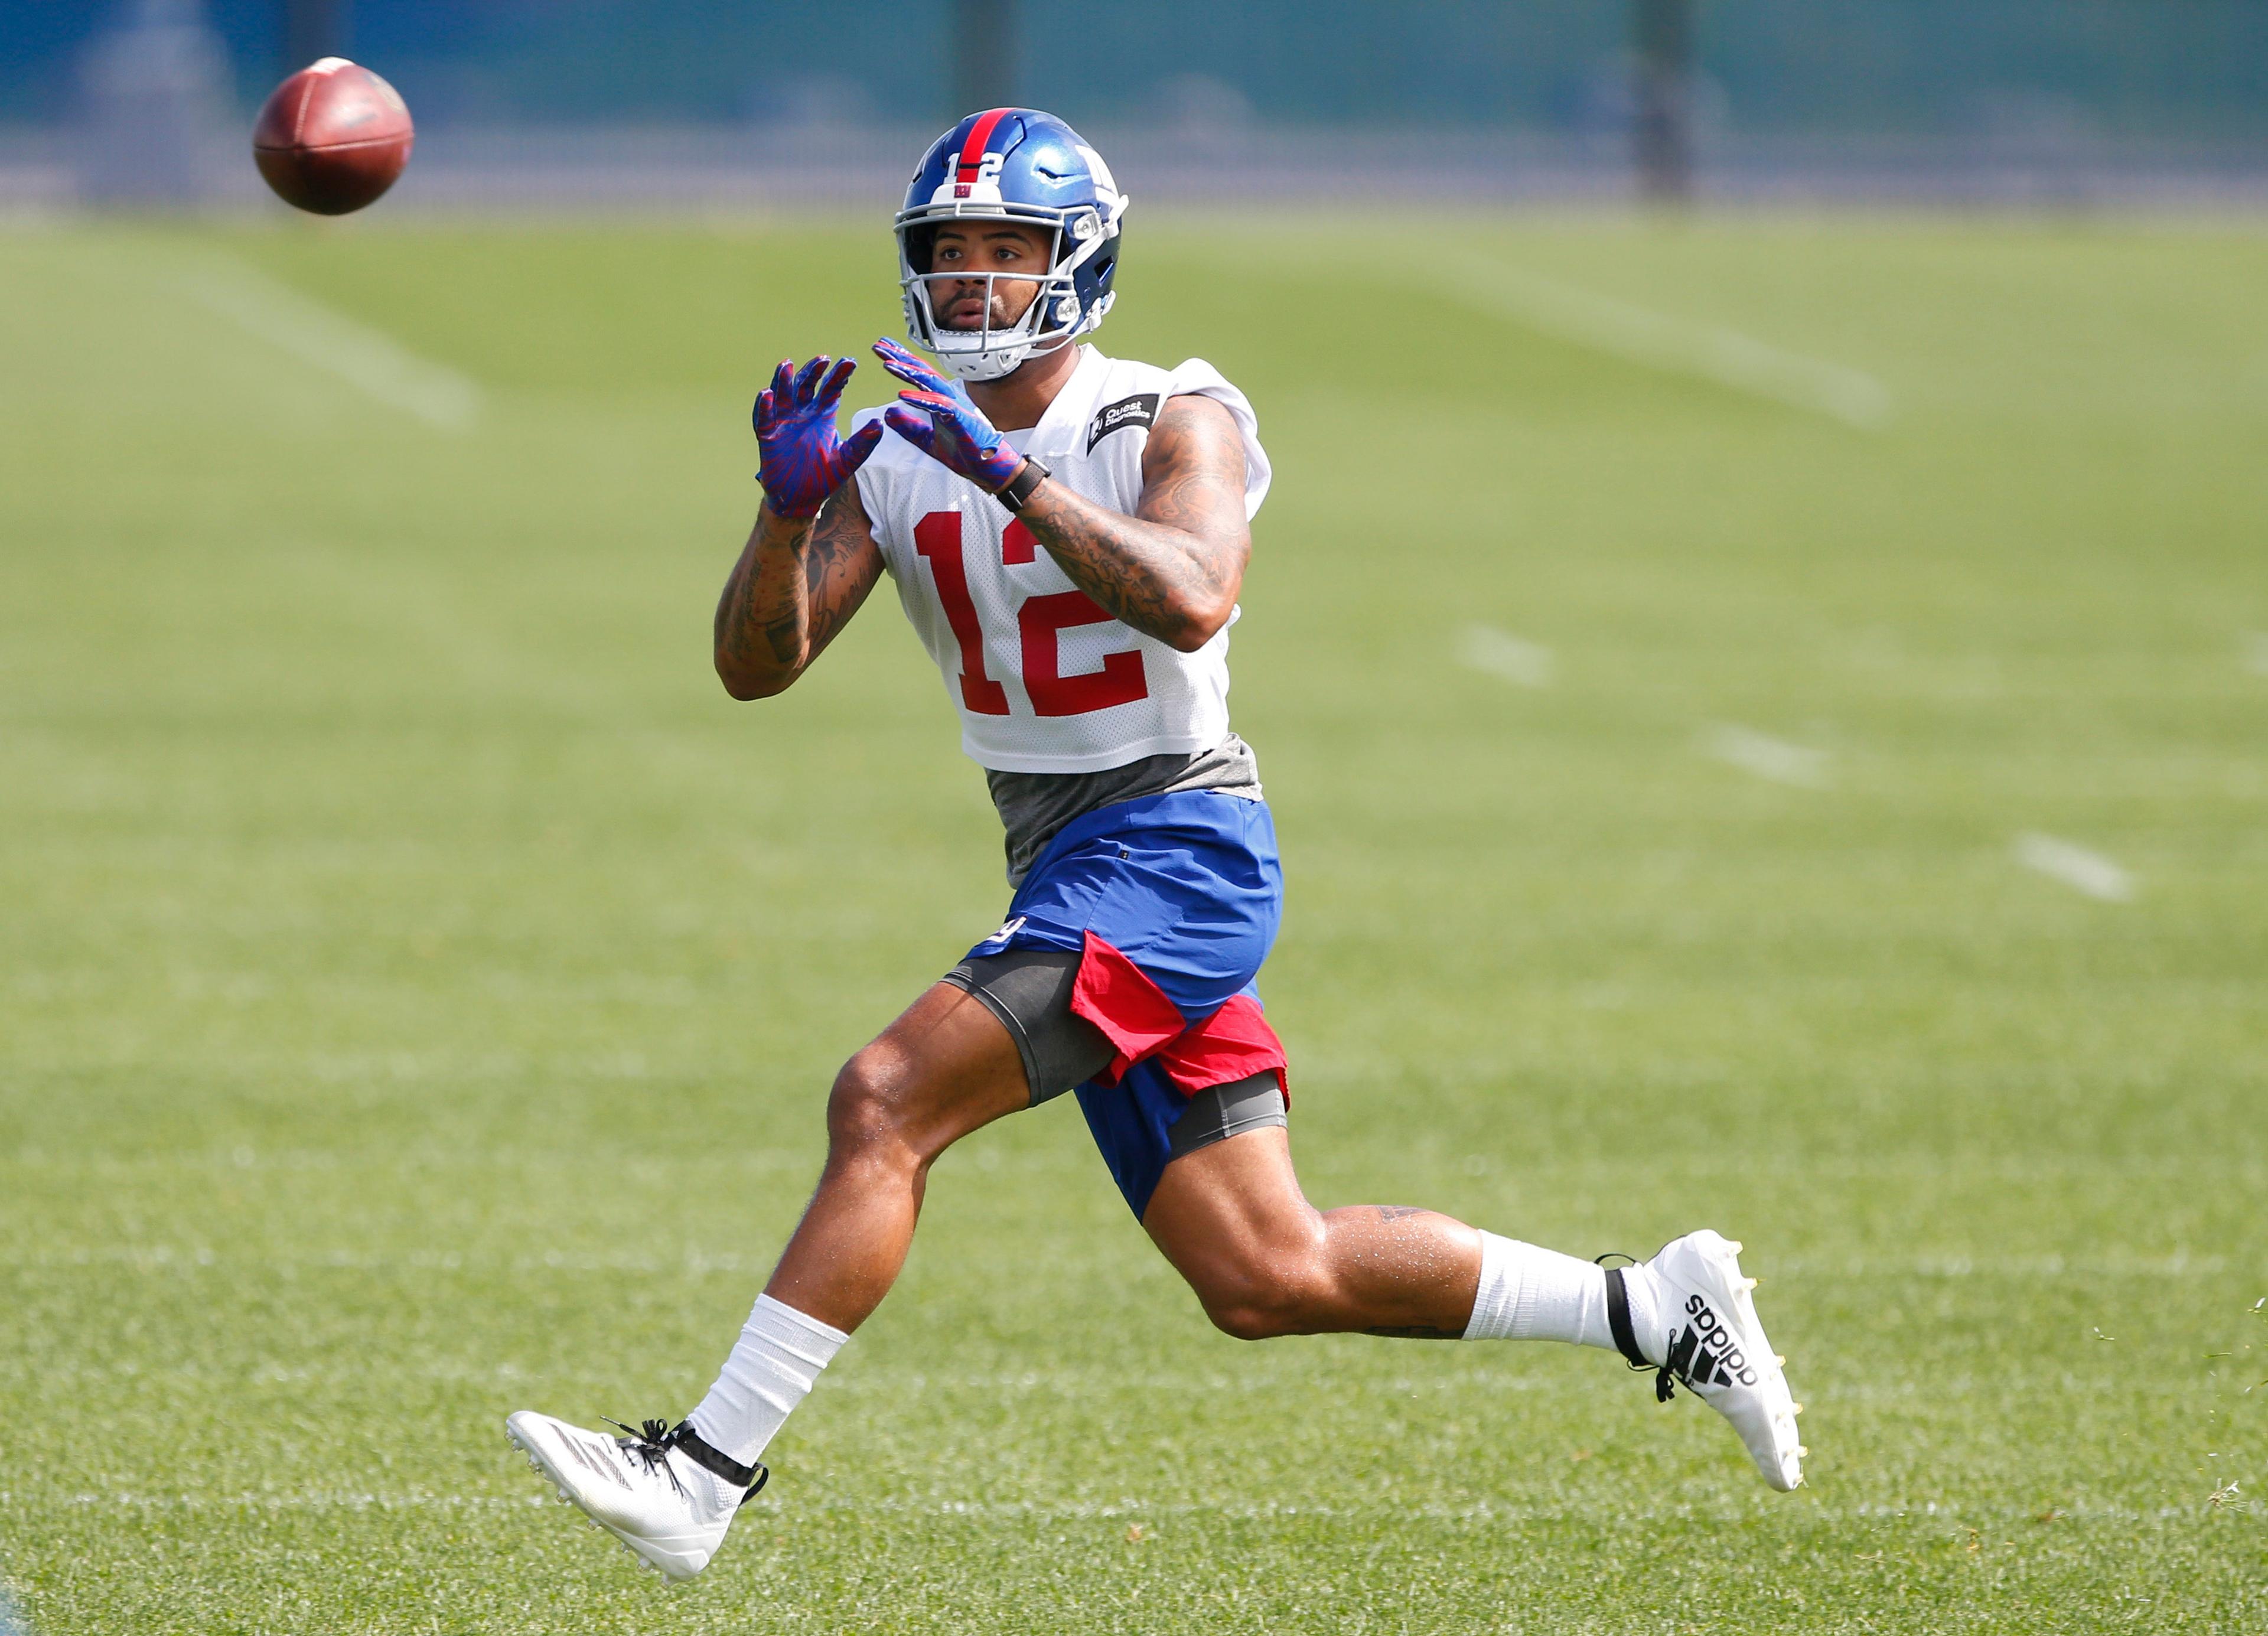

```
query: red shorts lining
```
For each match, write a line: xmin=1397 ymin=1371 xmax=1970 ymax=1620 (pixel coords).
xmin=1067 ymin=931 xmax=1290 ymax=1101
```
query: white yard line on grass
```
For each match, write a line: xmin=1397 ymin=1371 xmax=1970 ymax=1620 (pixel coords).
xmin=174 ymin=253 xmax=481 ymax=430
xmin=1441 ymin=253 xmax=1894 ymax=429
xmin=1701 ymin=722 xmax=1832 ymax=788
xmin=2244 ymin=631 xmax=2268 ymax=676
xmin=1459 ymin=624 xmax=1555 ymax=687
xmin=2014 ymin=832 xmax=2135 ymax=902
xmin=0 ymin=1584 xmax=27 ymax=1636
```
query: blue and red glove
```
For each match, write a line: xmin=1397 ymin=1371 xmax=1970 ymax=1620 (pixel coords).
xmin=873 ymin=337 xmax=1025 ymax=493
xmin=754 ymin=355 xmax=884 ymax=519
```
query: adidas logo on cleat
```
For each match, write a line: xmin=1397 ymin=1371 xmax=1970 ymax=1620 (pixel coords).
xmin=1661 ymin=1321 xmax=1734 ymax=1391
xmin=1664 ymin=1294 xmax=1759 ymax=1390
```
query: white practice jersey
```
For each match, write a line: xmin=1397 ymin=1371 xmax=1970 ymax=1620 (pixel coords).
xmin=850 ymin=346 xmax=1269 ymax=774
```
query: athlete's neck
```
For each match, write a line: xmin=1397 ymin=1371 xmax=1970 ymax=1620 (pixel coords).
xmin=966 ymin=341 xmax=1083 ymax=433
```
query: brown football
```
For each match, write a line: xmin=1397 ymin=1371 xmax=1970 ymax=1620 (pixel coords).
xmin=253 ymin=58 xmax=414 ymax=216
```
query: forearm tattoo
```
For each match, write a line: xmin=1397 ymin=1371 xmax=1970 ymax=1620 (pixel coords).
xmin=714 ymin=482 xmax=880 ymax=687
xmin=1016 ymin=396 xmax=1249 ymax=649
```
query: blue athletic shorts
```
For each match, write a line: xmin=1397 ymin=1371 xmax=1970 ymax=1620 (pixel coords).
xmin=959 ymin=790 xmax=1289 ymax=1218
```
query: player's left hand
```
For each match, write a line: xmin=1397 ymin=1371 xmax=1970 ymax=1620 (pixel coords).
xmin=874 ymin=337 xmax=1025 ymax=493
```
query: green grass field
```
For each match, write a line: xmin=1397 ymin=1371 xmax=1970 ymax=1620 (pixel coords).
xmin=2 ymin=211 xmax=2264 ymax=1633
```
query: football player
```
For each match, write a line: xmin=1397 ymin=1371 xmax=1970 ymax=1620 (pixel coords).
xmin=507 ymin=109 xmax=1804 ymax=1580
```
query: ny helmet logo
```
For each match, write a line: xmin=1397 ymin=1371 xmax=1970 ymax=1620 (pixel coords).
xmin=953 ymin=152 xmax=1006 ymax=198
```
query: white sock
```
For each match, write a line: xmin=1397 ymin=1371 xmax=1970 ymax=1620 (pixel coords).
xmin=1461 ymin=1231 xmax=1666 ymax=1358
xmin=687 ymin=1294 xmax=848 ymax=1468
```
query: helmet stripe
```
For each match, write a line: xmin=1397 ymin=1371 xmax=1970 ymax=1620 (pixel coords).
xmin=955 ymin=107 xmax=1014 ymax=182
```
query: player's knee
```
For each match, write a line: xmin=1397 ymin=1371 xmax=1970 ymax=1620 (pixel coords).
xmin=825 ymin=1047 xmax=918 ymax=1161
xmin=1189 ymin=1253 xmax=1333 ymax=1341
xmin=1203 ymin=1298 xmax=1293 ymax=1342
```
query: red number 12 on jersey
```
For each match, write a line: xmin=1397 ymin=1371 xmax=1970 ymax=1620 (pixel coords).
xmin=912 ymin=511 xmax=1149 ymax=718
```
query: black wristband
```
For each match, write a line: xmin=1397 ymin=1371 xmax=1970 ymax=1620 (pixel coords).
xmin=996 ymin=457 xmax=1050 ymax=513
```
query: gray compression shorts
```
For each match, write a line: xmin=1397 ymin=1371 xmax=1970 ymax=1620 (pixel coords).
xmin=943 ymin=947 xmax=1287 ymax=1161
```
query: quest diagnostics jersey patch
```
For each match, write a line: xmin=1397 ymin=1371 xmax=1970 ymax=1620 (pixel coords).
xmin=1086 ymin=392 xmax=1161 ymax=452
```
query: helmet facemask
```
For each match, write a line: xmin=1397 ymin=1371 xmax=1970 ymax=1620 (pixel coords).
xmin=896 ymin=201 xmax=1120 ymax=383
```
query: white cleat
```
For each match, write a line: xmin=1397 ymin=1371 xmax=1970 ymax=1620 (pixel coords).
xmin=1612 ymin=1230 xmax=1806 ymax=1491
xmin=504 ymin=1410 xmax=764 ymax=1582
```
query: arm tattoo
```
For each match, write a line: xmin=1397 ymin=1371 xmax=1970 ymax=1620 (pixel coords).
xmin=713 ymin=477 xmax=882 ymax=695
xmin=1364 ymin=1325 xmax=1466 ymax=1340
xmin=1014 ymin=395 xmax=1250 ymax=651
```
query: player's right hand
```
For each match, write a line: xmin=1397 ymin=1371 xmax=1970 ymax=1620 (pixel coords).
xmin=754 ymin=356 xmax=884 ymax=520
xmin=872 ymin=337 xmax=1025 ymax=493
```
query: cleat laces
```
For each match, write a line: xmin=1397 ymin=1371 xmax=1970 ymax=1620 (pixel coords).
xmin=600 ymin=1415 xmax=771 ymax=1509
xmin=602 ymin=1417 xmax=692 ymax=1500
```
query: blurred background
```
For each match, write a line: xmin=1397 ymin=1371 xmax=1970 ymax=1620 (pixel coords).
xmin=4 ymin=6 xmax=2266 ymax=1634
xmin=11 ymin=0 xmax=2268 ymax=210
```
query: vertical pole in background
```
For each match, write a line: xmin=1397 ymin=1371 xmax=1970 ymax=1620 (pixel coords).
xmin=286 ymin=0 xmax=351 ymax=68
xmin=951 ymin=0 xmax=1018 ymax=118
xmin=1632 ymin=0 xmax=1693 ymax=203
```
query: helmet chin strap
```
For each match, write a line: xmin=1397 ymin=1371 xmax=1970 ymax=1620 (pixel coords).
xmin=933 ymin=328 xmax=1077 ymax=383
xmin=933 ymin=340 xmax=1031 ymax=384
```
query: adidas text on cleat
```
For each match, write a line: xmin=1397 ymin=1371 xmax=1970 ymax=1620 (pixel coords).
xmin=504 ymin=1409 xmax=767 ymax=1582
xmin=1603 ymin=1230 xmax=1805 ymax=1491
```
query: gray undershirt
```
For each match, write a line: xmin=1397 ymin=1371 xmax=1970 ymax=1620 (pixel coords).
xmin=988 ymin=732 xmax=1263 ymax=887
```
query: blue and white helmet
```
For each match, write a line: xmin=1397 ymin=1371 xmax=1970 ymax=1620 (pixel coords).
xmin=895 ymin=108 xmax=1128 ymax=383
